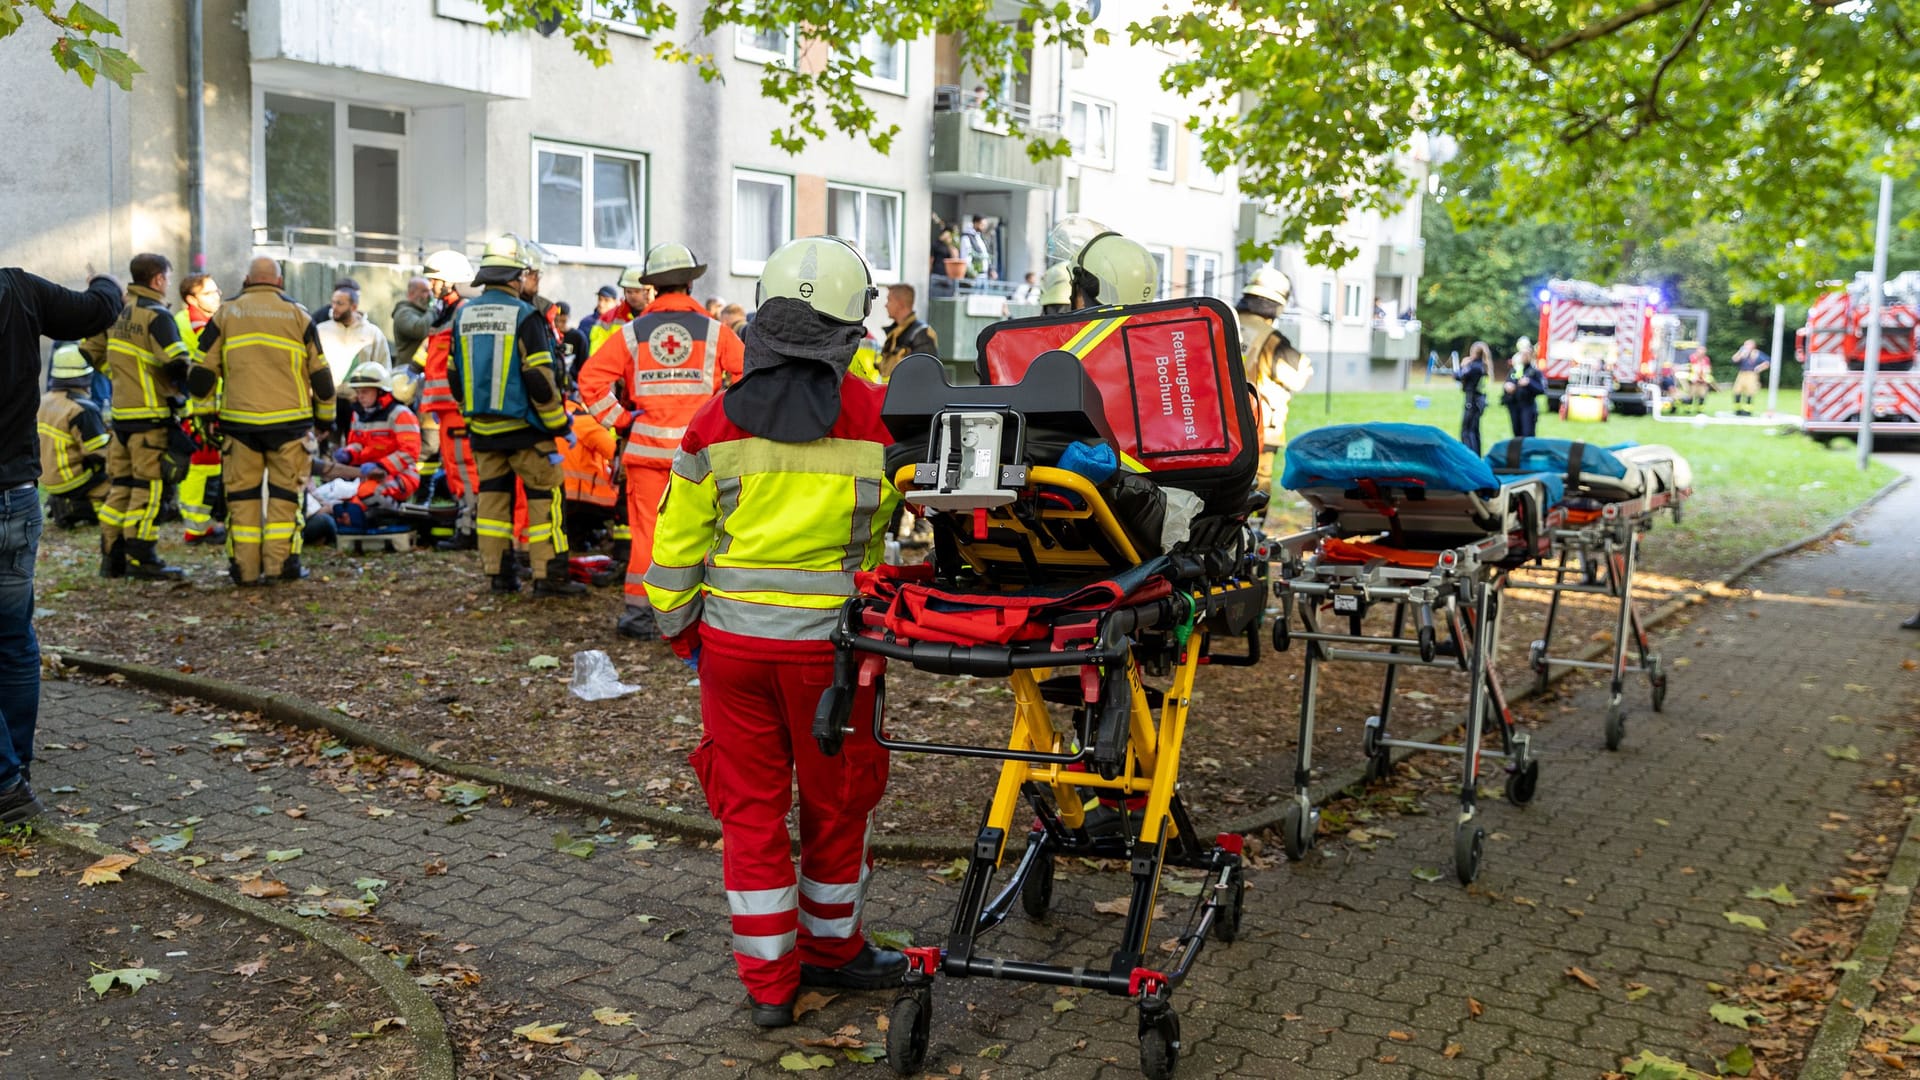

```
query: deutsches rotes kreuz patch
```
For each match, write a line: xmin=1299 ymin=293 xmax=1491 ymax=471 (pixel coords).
xmin=648 ymin=322 xmax=696 ymax=367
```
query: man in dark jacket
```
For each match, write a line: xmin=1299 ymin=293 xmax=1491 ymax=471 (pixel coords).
xmin=0 ymin=268 xmax=123 ymax=824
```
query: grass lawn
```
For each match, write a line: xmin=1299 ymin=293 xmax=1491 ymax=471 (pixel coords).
xmin=1276 ymin=386 xmax=1901 ymax=580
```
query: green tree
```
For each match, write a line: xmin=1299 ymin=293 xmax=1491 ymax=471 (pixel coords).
xmin=0 ymin=0 xmax=139 ymax=88
xmin=1418 ymin=194 xmax=1584 ymax=357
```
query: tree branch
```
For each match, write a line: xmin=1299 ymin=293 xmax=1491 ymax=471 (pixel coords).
xmin=1624 ymin=0 xmax=1715 ymax=139
xmin=1537 ymin=0 xmax=1694 ymax=57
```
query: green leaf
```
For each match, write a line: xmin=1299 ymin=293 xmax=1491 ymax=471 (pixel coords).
xmin=625 ymin=834 xmax=657 ymax=851
xmin=1898 ymin=1024 xmax=1920 ymax=1045
xmin=1160 ymin=878 xmax=1203 ymax=897
xmin=87 ymin=966 xmax=167 ymax=997
xmin=553 ymin=831 xmax=596 ymax=859
xmin=264 ymin=848 xmax=303 ymax=863
xmin=1411 ymin=867 xmax=1443 ymax=883
xmin=978 ymin=1045 xmax=1006 ymax=1059
xmin=1743 ymin=884 xmax=1799 ymax=907
xmin=210 ymin=731 xmax=247 ymax=749
xmin=1718 ymin=1044 xmax=1754 ymax=1076
xmin=528 ymin=654 xmax=560 ymax=669
xmin=841 ymin=1044 xmax=885 ymax=1064
xmin=1626 ymin=986 xmax=1653 ymax=1002
xmin=1052 ymin=997 xmax=1077 ymax=1013
xmin=778 ymin=1051 xmax=834 ymax=1070
xmin=1620 ymin=1049 xmax=1698 ymax=1079
xmin=149 ymin=827 xmax=193 ymax=853
xmin=352 ymin=877 xmax=389 ymax=892
xmin=1708 ymin=1003 xmax=1765 ymax=1030
xmin=441 ymin=781 xmax=491 ymax=807
xmin=867 ymin=928 xmax=912 ymax=951
xmin=1722 ymin=912 xmax=1766 ymax=931
xmin=1823 ymin=745 xmax=1862 ymax=761
xmin=293 ymin=903 xmax=331 ymax=918
xmin=933 ymin=857 xmax=969 ymax=881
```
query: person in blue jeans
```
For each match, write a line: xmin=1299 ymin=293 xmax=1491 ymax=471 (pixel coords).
xmin=0 ymin=267 xmax=124 ymax=825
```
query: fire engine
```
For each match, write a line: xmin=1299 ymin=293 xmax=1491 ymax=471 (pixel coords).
xmin=1536 ymin=279 xmax=1662 ymax=413
xmin=1794 ymin=271 xmax=1920 ymax=441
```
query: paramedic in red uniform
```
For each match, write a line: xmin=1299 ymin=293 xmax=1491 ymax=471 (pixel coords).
xmin=577 ymin=241 xmax=744 ymax=639
xmin=643 ymin=236 xmax=905 ymax=1029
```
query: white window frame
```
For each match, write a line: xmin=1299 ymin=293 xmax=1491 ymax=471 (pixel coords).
xmin=825 ymin=181 xmax=903 ymax=282
xmin=1143 ymin=244 xmax=1173 ymax=300
xmin=530 ymin=139 xmax=648 ymax=265
xmin=252 ymin=87 xmax=411 ymax=256
xmin=1342 ymin=281 xmax=1365 ymax=323
xmin=734 ymin=3 xmax=797 ymax=68
xmin=1146 ymin=116 xmax=1175 ymax=183
xmin=1184 ymin=250 xmax=1221 ymax=300
xmin=731 ymin=168 xmax=793 ymax=277
xmin=1067 ymin=95 xmax=1116 ymax=170
xmin=847 ymin=29 xmax=907 ymax=95
xmin=590 ymin=0 xmax=651 ymax=36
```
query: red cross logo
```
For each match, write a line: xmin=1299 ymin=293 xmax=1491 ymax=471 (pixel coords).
xmin=647 ymin=322 xmax=696 ymax=367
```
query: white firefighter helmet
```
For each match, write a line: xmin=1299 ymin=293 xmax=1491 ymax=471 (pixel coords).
xmin=477 ymin=235 xmax=532 ymax=271
xmin=640 ymin=242 xmax=707 ymax=286
xmin=1047 ymin=216 xmax=1158 ymax=308
xmin=1242 ymin=265 xmax=1292 ymax=308
xmin=422 ymin=249 xmax=475 ymax=284
xmin=1038 ymin=262 xmax=1074 ymax=308
xmin=345 ymin=360 xmax=393 ymax=392
xmin=50 ymin=342 xmax=92 ymax=384
xmin=755 ymin=236 xmax=878 ymax=324
xmin=617 ymin=265 xmax=648 ymax=291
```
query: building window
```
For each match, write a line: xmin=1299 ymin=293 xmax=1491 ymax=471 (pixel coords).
xmin=263 ymin=92 xmax=334 ymax=236
xmin=591 ymin=1 xmax=650 ymax=35
xmin=735 ymin=3 xmax=796 ymax=67
xmin=826 ymin=182 xmax=901 ymax=279
xmin=1342 ymin=282 xmax=1365 ymax=321
xmin=533 ymin=140 xmax=646 ymax=261
xmin=1144 ymin=244 xmax=1173 ymax=299
xmin=1147 ymin=118 xmax=1174 ymax=182
xmin=1067 ymin=96 xmax=1115 ymax=169
xmin=849 ymin=30 xmax=906 ymax=94
xmin=1190 ymin=135 xmax=1227 ymax=193
xmin=733 ymin=169 xmax=792 ymax=276
xmin=1184 ymin=251 xmax=1221 ymax=299
xmin=1319 ymin=280 xmax=1334 ymax=317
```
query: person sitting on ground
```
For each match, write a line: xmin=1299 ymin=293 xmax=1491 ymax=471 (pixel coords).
xmin=329 ymin=361 xmax=422 ymax=530
xmin=559 ymin=390 xmax=620 ymax=552
xmin=38 ymin=342 xmax=111 ymax=528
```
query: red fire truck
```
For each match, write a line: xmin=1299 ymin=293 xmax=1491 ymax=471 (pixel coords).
xmin=1794 ymin=272 xmax=1920 ymax=441
xmin=1536 ymin=279 xmax=1662 ymax=413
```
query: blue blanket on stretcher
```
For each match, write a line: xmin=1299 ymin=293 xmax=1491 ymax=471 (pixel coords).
xmin=1283 ymin=423 xmax=1499 ymax=496
xmin=1484 ymin=438 xmax=1633 ymax=484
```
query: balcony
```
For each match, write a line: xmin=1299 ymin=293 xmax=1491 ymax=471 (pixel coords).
xmin=930 ymin=89 xmax=1063 ymax=194
xmin=1376 ymin=241 xmax=1425 ymax=278
xmin=928 ymin=285 xmax=1043 ymax=383
xmin=1371 ymin=321 xmax=1423 ymax=363
xmin=250 ymin=0 xmax=531 ymax=101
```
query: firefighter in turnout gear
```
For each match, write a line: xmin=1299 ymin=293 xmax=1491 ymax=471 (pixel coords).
xmin=38 ymin=344 xmax=110 ymax=528
xmin=1235 ymin=266 xmax=1313 ymax=506
xmin=83 ymin=253 xmax=192 ymax=580
xmin=187 ymin=256 xmax=336 ymax=586
xmin=330 ymin=361 xmax=422 ymax=530
xmin=449 ymin=236 xmax=584 ymax=598
xmin=577 ymin=241 xmax=744 ymax=637
xmin=1048 ymin=216 xmax=1161 ymax=311
xmin=416 ymin=249 xmax=477 ymax=548
xmin=644 ymin=236 xmax=906 ymax=1029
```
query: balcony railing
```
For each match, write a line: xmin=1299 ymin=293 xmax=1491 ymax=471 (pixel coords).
xmin=930 ymin=85 xmax=1064 ymax=193
xmin=1371 ymin=321 xmax=1423 ymax=363
xmin=1376 ymin=241 xmax=1425 ymax=278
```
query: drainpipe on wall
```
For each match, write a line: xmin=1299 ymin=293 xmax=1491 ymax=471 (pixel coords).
xmin=186 ymin=0 xmax=207 ymax=272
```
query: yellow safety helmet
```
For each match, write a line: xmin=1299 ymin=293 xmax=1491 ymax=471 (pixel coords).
xmin=617 ymin=265 xmax=648 ymax=291
xmin=477 ymin=235 xmax=531 ymax=271
xmin=50 ymin=342 xmax=92 ymax=383
xmin=1075 ymin=232 xmax=1159 ymax=308
xmin=755 ymin=236 xmax=878 ymax=324
xmin=640 ymin=241 xmax=706 ymax=286
xmin=423 ymin=249 xmax=475 ymax=284
xmin=1038 ymin=262 xmax=1074 ymax=308
xmin=345 ymin=360 xmax=393 ymax=392
xmin=1242 ymin=265 xmax=1292 ymax=308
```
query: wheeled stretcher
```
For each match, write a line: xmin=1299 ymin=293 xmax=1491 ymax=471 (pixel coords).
xmin=813 ymin=299 xmax=1266 ymax=1079
xmin=1271 ymin=423 xmax=1558 ymax=884
xmin=1488 ymin=438 xmax=1692 ymax=749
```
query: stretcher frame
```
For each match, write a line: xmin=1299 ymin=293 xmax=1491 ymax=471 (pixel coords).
xmin=1270 ymin=483 xmax=1550 ymax=885
xmin=816 ymin=461 xmax=1259 ymax=1080
xmin=1504 ymin=482 xmax=1682 ymax=750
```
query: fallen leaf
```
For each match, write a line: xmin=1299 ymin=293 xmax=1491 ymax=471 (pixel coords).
xmin=867 ymin=928 xmax=912 ymax=950
xmin=237 ymin=878 xmax=288 ymax=899
xmin=1822 ymin=745 xmax=1862 ymax=761
xmin=1443 ymin=1042 xmax=1463 ymax=1059
xmin=264 ymin=848 xmax=303 ymax=863
xmin=1743 ymin=883 xmax=1800 ymax=907
xmin=1901 ymin=1024 xmax=1920 ymax=1045
xmin=423 ymin=859 xmax=449 ymax=876
xmin=1411 ymin=867 xmax=1443 ymax=883
xmin=1467 ymin=997 xmax=1483 ymax=1017
xmin=149 ymin=827 xmax=193 ymax=853
xmin=1626 ymin=984 xmax=1652 ymax=1002
xmin=528 ymin=654 xmax=561 ymax=669
xmin=793 ymin=991 xmax=837 ymax=1021
xmin=1723 ymin=911 xmax=1767 ymax=931
xmin=1719 ymin=1044 xmax=1755 ymax=1076
xmin=233 ymin=958 xmax=267 ymax=977
xmin=1709 ymin=1003 xmax=1765 ymax=1030
xmin=778 ymin=1051 xmax=836 ymax=1071
xmin=511 ymin=1020 xmax=575 ymax=1044
xmin=87 ymin=966 xmax=167 ymax=997
xmin=1052 ymin=998 xmax=1077 ymax=1013
xmin=1565 ymin=966 xmax=1601 ymax=991
xmin=591 ymin=1007 xmax=633 ymax=1027
xmin=553 ymin=832 xmax=596 ymax=859
xmin=1387 ymin=1030 xmax=1412 ymax=1041
xmin=320 ymin=897 xmax=371 ymax=918
xmin=14 ymin=867 xmax=41 ymax=878
xmin=206 ymin=1025 xmax=253 ymax=1045
xmin=81 ymin=853 xmax=138 ymax=886
xmin=1620 ymin=1049 xmax=1695 ymax=1079
xmin=441 ymin=781 xmax=491 ymax=807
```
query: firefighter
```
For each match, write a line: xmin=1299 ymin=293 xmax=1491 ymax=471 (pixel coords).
xmin=1503 ymin=337 xmax=1549 ymax=437
xmin=448 ymin=236 xmax=584 ymax=598
xmin=1050 ymin=216 xmax=1160 ymax=310
xmin=83 ymin=252 xmax=192 ymax=580
xmin=188 ymin=256 xmax=335 ymax=586
xmin=416 ymin=249 xmax=477 ymax=549
xmin=173 ymin=273 xmax=225 ymax=546
xmin=1038 ymin=262 xmax=1073 ymax=315
xmin=1731 ymin=339 xmax=1769 ymax=415
xmin=38 ymin=343 xmax=111 ymax=528
xmin=329 ymin=361 xmax=422 ymax=530
xmin=877 ymin=284 xmax=938 ymax=380
xmin=1456 ymin=341 xmax=1491 ymax=453
xmin=1236 ymin=266 xmax=1312 ymax=505
xmin=645 ymin=235 xmax=905 ymax=1029
xmin=1686 ymin=346 xmax=1714 ymax=415
xmin=577 ymin=241 xmax=745 ymax=638
xmin=587 ymin=265 xmax=651 ymax=356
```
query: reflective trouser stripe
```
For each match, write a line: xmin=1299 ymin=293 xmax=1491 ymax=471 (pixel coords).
xmin=727 ymin=885 xmax=798 ymax=917
xmin=732 ymin=931 xmax=797 ymax=962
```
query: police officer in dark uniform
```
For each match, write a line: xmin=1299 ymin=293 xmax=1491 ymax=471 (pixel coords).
xmin=1456 ymin=340 xmax=1491 ymax=453
xmin=1503 ymin=337 xmax=1549 ymax=437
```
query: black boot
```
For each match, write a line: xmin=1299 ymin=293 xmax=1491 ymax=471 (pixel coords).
xmin=125 ymin=540 xmax=185 ymax=581
xmin=1902 ymin=610 xmax=1920 ymax=631
xmin=799 ymin=944 xmax=908 ymax=990
xmin=751 ymin=995 xmax=796 ymax=1029
xmin=490 ymin=553 xmax=520 ymax=594
xmin=279 ymin=555 xmax=310 ymax=581
xmin=616 ymin=605 xmax=658 ymax=639
xmin=532 ymin=559 xmax=587 ymax=598
xmin=0 ymin=777 xmax=45 ymax=826
xmin=100 ymin=538 xmax=126 ymax=579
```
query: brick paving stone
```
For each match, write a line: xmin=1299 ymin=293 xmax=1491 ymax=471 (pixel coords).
xmin=24 ymin=457 xmax=1920 ymax=1077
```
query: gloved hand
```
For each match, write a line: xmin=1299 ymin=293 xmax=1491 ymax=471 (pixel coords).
xmin=563 ymin=428 xmax=577 ymax=448
xmin=668 ymin=624 xmax=701 ymax=662
xmin=627 ymin=407 xmax=645 ymax=428
xmin=546 ymin=451 xmax=564 ymax=466
xmin=333 ymin=448 xmax=353 ymax=464
xmin=359 ymin=462 xmax=381 ymax=478
xmin=681 ymin=648 xmax=701 ymax=672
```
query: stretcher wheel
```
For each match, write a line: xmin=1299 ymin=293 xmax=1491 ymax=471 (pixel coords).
xmin=1650 ymin=672 xmax=1668 ymax=713
xmin=1139 ymin=1009 xmax=1181 ymax=1080
xmin=1505 ymin=758 xmax=1540 ymax=806
xmin=885 ymin=990 xmax=931 ymax=1076
xmin=1604 ymin=699 xmax=1627 ymax=751
xmin=1418 ymin=625 xmax=1437 ymax=663
xmin=1271 ymin=616 xmax=1290 ymax=653
xmin=1212 ymin=865 xmax=1245 ymax=944
xmin=1020 ymin=850 xmax=1055 ymax=919
xmin=1453 ymin=824 xmax=1485 ymax=885
xmin=1361 ymin=717 xmax=1392 ymax=784
xmin=1280 ymin=801 xmax=1317 ymax=861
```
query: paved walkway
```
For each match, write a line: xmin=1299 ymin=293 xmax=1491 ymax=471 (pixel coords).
xmin=26 ymin=458 xmax=1920 ymax=1078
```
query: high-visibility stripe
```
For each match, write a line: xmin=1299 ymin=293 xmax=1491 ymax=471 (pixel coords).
xmin=228 ymin=525 xmax=263 ymax=541
xmin=221 ymin=406 xmax=315 ymax=425
xmin=727 ymin=885 xmax=798 ymax=916
xmin=652 ymin=595 xmax=703 ymax=637
xmin=706 ymin=438 xmax=885 ymax=480
xmin=622 ymin=442 xmax=677 ymax=461
xmin=1059 ymin=315 xmax=1128 ymax=358
xmin=263 ymin=523 xmax=297 ymax=540
xmin=476 ymin=520 xmax=515 ymax=538
xmin=798 ymin=912 xmax=858 ymax=939
xmin=643 ymin=561 xmax=703 ymax=591
xmin=626 ymin=420 xmax=685 ymax=441
xmin=800 ymin=874 xmax=865 ymax=906
xmin=671 ymin=447 xmax=712 ymax=484
xmin=705 ymin=565 xmax=853 ymax=596
xmin=702 ymin=592 xmax=843 ymax=640
xmin=731 ymin=931 xmax=796 ymax=962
